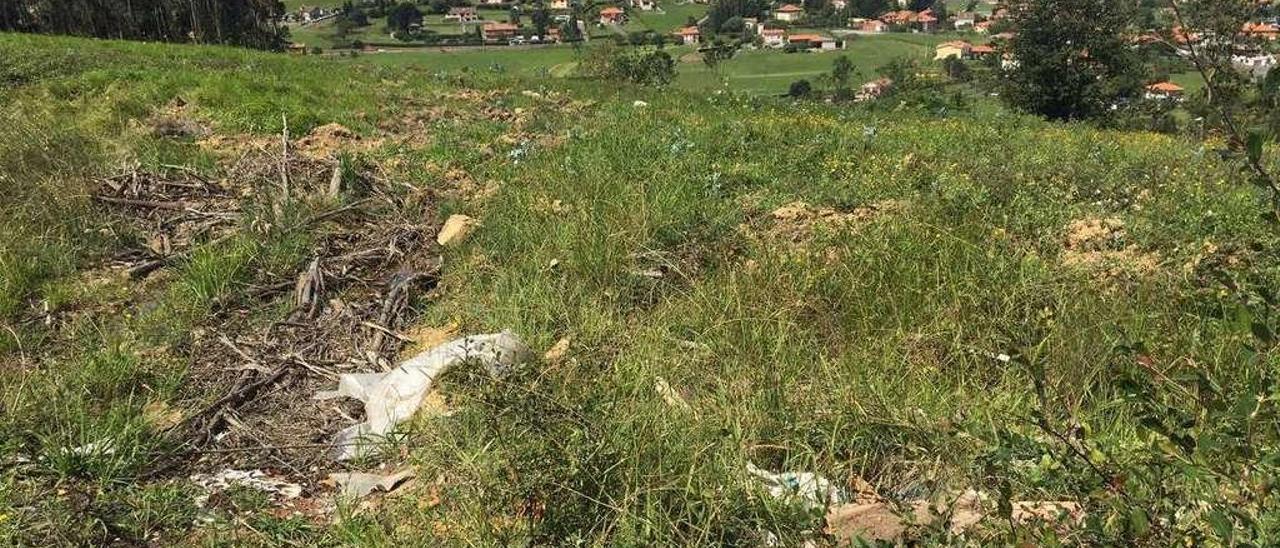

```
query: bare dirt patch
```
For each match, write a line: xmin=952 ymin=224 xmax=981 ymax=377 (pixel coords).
xmin=762 ymin=200 xmax=903 ymax=243
xmin=295 ymin=123 xmax=382 ymax=160
xmin=1060 ymin=217 xmax=1160 ymax=281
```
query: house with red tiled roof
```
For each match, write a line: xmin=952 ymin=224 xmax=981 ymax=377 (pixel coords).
xmin=969 ymin=44 xmax=996 ymax=58
xmin=775 ymin=3 xmax=804 ymax=22
xmin=675 ymin=25 xmax=701 ymax=45
xmin=787 ymin=33 xmax=837 ymax=50
xmin=599 ymin=6 xmax=625 ymax=25
xmin=1242 ymin=22 xmax=1280 ymax=40
xmin=935 ymin=40 xmax=972 ymax=60
xmin=1145 ymin=82 xmax=1184 ymax=100
xmin=482 ymin=22 xmax=519 ymax=42
xmin=917 ymin=9 xmax=937 ymax=31
xmin=860 ymin=19 xmax=888 ymax=32
xmin=761 ymin=28 xmax=787 ymax=48
xmin=1171 ymin=26 xmax=1200 ymax=45
xmin=880 ymin=10 xmax=916 ymax=25
xmin=445 ymin=6 xmax=479 ymax=23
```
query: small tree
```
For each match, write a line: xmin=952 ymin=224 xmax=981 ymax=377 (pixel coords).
xmin=719 ymin=16 xmax=745 ymax=34
xmin=941 ymin=56 xmax=970 ymax=81
xmin=788 ymin=79 xmax=812 ymax=97
xmin=531 ymin=3 xmax=551 ymax=35
xmin=830 ymin=54 xmax=854 ymax=94
xmin=386 ymin=2 xmax=423 ymax=34
xmin=701 ymin=42 xmax=736 ymax=73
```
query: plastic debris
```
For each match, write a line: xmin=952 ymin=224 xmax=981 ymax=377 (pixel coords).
xmin=190 ymin=469 xmax=303 ymax=508
xmin=329 ymin=466 xmax=417 ymax=498
xmin=747 ymin=462 xmax=845 ymax=510
xmin=318 ymin=331 xmax=531 ymax=460
xmin=633 ymin=100 xmax=649 ymax=108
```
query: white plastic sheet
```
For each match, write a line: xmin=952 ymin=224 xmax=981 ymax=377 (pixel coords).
xmin=317 ymin=331 xmax=531 ymax=460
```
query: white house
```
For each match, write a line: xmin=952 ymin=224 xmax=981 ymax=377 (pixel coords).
xmin=1144 ymin=82 xmax=1185 ymax=101
xmin=675 ymin=26 xmax=700 ymax=45
xmin=1234 ymin=53 xmax=1278 ymax=81
xmin=761 ymin=28 xmax=786 ymax=48
xmin=445 ymin=6 xmax=479 ymax=22
xmin=774 ymin=4 xmax=804 ymax=22
xmin=953 ymin=12 xmax=978 ymax=30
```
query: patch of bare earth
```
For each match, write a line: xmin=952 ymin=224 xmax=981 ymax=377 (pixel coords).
xmin=753 ymin=200 xmax=903 ymax=245
xmin=1060 ymin=217 xmax=1160 ymax=282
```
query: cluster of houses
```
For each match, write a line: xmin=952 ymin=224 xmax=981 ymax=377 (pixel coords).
xmin=933 ymin=40 xmax=997 ymax=61
xmin=284 ymin=5 xmax=339 ymax=25
xmin=1135 ymin=20 xmax=1280 ymax=82
xmin=850 ymin=3 xmax=1009 ymax=34
xmin=672 ymin=12 xmax=843 ymax=51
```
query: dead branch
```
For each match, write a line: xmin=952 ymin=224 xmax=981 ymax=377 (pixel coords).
xmin=94 ymin=195 xmax=189 ymax=211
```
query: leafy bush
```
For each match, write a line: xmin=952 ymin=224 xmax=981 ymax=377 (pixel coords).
xmin=580 ymin=45 xmax=676 ymax=86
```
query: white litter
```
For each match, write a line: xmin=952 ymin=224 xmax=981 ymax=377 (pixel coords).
xmin=329 ymin=466 xmax=417 ymax=498
xmin=633 ymin=100 xmax=649 ymax=108
xmin=318 ymin=331 xmax=531 ymax=460
xmin=747 ymin=462 xmax=845 ymax=510
xmin=190 ymin=469 xmax=303 ymax=508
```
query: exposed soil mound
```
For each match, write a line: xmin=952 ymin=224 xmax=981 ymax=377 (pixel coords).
xmin=1060 ymin=217 xmax=1160 ymax=280
xmin=295 ymin=123 xmax=379 ymax=159
xmin=765 ymin=200 xmax=902 ymax=242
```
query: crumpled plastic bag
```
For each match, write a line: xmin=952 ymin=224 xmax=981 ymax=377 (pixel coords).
xmin=747 ymin=462 xmax=846 ymax=510
xmin=317 ymin=331 xmax=531 ymax=460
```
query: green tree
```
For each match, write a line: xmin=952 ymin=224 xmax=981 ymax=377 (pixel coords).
xmin=788 ymin=79 xmax=812 ymax=97
xmin=830 ymin=54 xmax=854 ymax=92
xmin=531 ymin=3 xmax=551 ymax=35
xmin=386 ymin=2 xmax=424 ymax=34
xmin=701 ymin=42 xmax=736 ymax=73
xmin=719 ymin=15 xmax=745 ymax=34
xmin=851 ymin=0 xmax=890 ymax=18
xmin=706 ymin=0 xmax=770 ymax=34
xmin=1001 ymin=0 xmax=1142 ymax=121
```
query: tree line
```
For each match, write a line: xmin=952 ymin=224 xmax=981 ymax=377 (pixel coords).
xmin=0 ymin=0 xmax=289 ymax=50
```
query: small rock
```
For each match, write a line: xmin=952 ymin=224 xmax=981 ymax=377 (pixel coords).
xmin=436 ymin=214 xmax=477 ymax=246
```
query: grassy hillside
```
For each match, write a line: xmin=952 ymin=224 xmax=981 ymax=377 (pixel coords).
xmin=2 ymin=32 xmax=1279 ymax=546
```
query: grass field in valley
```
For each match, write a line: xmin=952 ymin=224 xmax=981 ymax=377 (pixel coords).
xmin=2 ymin=32 xmax=1280 ymax=546
xmin=340 ymin=32 xmax=952 ymax=96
